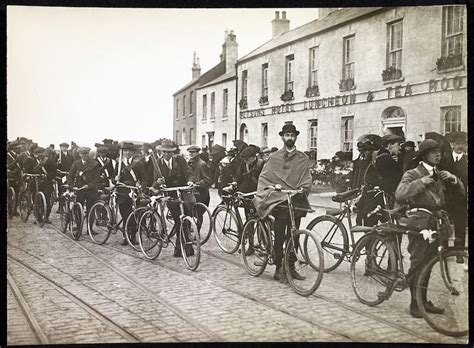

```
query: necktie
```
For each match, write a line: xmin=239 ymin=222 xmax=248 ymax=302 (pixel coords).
xmin=432 ymin=168 xmax=439 ymax=181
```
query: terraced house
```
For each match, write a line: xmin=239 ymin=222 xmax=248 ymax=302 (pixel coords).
xmin=236 ymin=6 xmax=467 ymax=160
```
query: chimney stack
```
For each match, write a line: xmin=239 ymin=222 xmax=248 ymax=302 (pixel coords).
xmin=222 ymin=30 xmax=238 ymax=73
xmin=272 ymin=10 xmax=290 ymax=38
xmin=192 ymin=51 xmax=201 ymax=80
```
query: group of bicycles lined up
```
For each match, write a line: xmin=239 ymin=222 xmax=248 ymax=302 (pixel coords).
xmin=7 ymin=139 xmax=468 ymax=339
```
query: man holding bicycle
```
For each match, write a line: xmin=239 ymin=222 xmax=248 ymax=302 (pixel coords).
xmin=29 ymin=147 xmax=56 ymax=223
xmin=395 ymin=139 xmax=464 ymax=318
xmin=254 ymin=124 xmax=312 ymax=283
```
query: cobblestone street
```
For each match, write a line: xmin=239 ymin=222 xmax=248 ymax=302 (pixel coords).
xmin=7 ymin=189 xmax=468 ymax=344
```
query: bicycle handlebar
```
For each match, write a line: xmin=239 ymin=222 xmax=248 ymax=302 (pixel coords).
xmin=160 ymin=184 xmax=195 ymax=192
xmin=265 ymin=185 xmax=305 ymax=194
xmin=115 ymin=182 xmax=140 ymax=190
xmin=24 ymin=173 xmax=45 ymax=178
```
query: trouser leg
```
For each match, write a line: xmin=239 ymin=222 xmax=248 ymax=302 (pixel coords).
xmin=452 ymin=208 xmax=467 ymax=248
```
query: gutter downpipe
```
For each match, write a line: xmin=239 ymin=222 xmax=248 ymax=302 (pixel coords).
xmin=234 ymin=62 xmax=239 ymax=141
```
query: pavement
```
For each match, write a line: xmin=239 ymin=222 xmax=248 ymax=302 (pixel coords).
xmin=6 ymin=188 xmax=468 ymax=344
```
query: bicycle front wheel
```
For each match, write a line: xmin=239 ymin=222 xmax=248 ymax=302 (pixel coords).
xmin=180 ymin=216 xmax=201 ymax=271
xmin=213 ymin=206 xmax=241 ymax=254
xmin=350 ymin=233 xmax=396 ymax=306
xmin=192 ymin=202 xmax=213 ymax=246
xmin=306 ymin=215 xmax=349 ymax=273
xmin=138 ymin=210 xmax=163 ymax=260
xmin=34 ymin=192 xmax=47 ymax=227
xmin=416 ymin=249 xmax=468 ymax=337
xmin=241 ymin=218 xmax=270 ymax=277
xmin=285 ymin=229 xmax=324 ymax=296
xmin=124 ymin=207 xmax=148 ymax=251
xmin=71 ymin=202 xmax=84 ymax=240
xmin=8 ymin=186 xmax=16 ymax=219
xmin=59 ymin=196 xmax=69 ymax=233
xmin=19 ymin=189 xmax=32 ymax=223
xmin=87 ymin=201 xmax=113 ymax=244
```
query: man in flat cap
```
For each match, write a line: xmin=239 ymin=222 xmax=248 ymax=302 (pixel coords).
xmin=396 ymin=139 xmax=464 ymax=317
xmin=441 ymin=131 xmax=467 ymax=253
xmin=209 ymin=144 xmax=226 ymax=188
xmin=67 ymin=147 xmax=100 ymax=226
xmin=259 ymin=146 xmax=272 ymax=163
xmin=153 ymin=140 xmax=194 ymax=256
xmin=139 ymin=143 xmax=155 ymax=188
xmin=236 ymin=145 xmax=264 ymax=194
xmin=56 ymin=142 xmax=75 ymax=203
xmin=254 ymin=124 xmax=311 ymax=283
xmin=400 ymin=141 xmax=416 ymax=172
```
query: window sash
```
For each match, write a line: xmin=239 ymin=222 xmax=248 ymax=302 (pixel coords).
xmin=222 ymin=133 xmax=227 ymax=148
xmin=242 ymin=71 xmax=248 ymax=99
xmin=309 ymin=121 xmax=318 ymax=149
xmin=310 ymin=47 xmax=319 ymax=87
xmin=210 ymin=93 xmax=215 ymax=119
xmin=262 ymin=66 xmax=268 ymax=97
xmin=286 ymin=57 xmax=294 ymax=91
xmin=343 ymin=36 xmax=355 ymax=80
xmin=190 ymin=92 xmax=193 ymax=113
xmin=182 ymin=96 xmax=186 ymax=117
xmin=189 ymin=128 xmax=194 ymax=144
xmin=443 ymin=6 xmax=464 ymax=57
xmin=202 ymin=95 xmax=207 ymax=120
xmin=262 ymin=124 xmax=268 ymax=147
xmin=443 ymin=107 xmax=461 ymax=133
xmin=341 ymin=117 xmax=354 ymax=151
xmin=176 ymin=99 xmax=179 ymax=119
xmin=223 ymin=89 xmax=228 ymax=117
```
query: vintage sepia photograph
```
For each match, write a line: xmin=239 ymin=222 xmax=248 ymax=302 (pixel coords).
xmin=6 ymin=4 xmax=468 ymax=344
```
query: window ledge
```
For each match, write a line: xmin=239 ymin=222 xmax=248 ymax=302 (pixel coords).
xmin=222 ymin=117 xmax=229 ymax=121
xmin=189 ymin=113 xmax=194 ymax=117
xmin=383 ymin=77 xmax=405 ymax=85
xmin=202 ymin=119 xmax=207 ymax=123
xmin=339 ymin=85 xmax=356 ymax=92
xmin=259 ymin=102 xmax=269 ymax=106
xmin=436 ymin=65 xmax=465 ymax=74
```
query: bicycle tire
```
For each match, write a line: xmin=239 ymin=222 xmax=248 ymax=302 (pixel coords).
xmin=8 ymin=186 xmax=16 ymax=219
xmin=124 ymin=206 xmax=148 ymax=251
xmin=87 ymin=201 xmax=113 ymax=244
xmin=192 ymin=202 xmax=213 ymax=246
xmin=71 ymin=202 xmax=84 ymax=240
xmin=34 ymin=192 xmax=47 ymax=227
xmin=19 ymin=189 xmax=32 ymax=223
xmin=306 ymin=214 xmax=349 ymax=273
xmin=180 ymin=216 xmax=201 ymax=271
xmin=350 ymin=233 xmax=397 ymax=306
xmin=241 ymin=218 xmax=270 ymax=277
xmin=416 ymin=249 xmax=468 ymax=337
xmin=213 ymin=206 xmax=241 ymax=254
xmin=138 ymin=209 xmax=163 ymax=260
xmin=285 ymin=229 xmax=325 ymax=296
xmin=59 ymin=196 xmax=69 ymax=233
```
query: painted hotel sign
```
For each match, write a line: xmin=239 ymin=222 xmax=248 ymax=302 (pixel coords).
xmin=240 ymin=75 xmax=466 ymax=119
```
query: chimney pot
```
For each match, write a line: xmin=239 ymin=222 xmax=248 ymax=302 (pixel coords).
xmin=282 ymin=11 xmax=286 ymax=19
xmin=275 ymin=11 xmax=280 ymax=19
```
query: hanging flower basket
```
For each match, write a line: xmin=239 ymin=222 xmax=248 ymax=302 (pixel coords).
xmin=381 ymin=66 xmax=403 ymax=82
xmin=258 ymin=96 xmax=268 ymax=105
xmin=239 ymin=98 xmax=248 ymax=109
xmin=305 ymin=85 xmax=320 ymax=98
xmin=436 ymin=53 xmax=463 ymax=71
xmin=280 ymin=90 xmax=294 ymax=102
xmin=339 ymin=78 xmax=354 ymax=91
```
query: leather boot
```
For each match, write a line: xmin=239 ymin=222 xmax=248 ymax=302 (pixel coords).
xmin=273 ymin=265 xmax=281 ymax=280
xmin=420 ymin=273 xmax=444 ymax=314
xmin=409 ymin=283 xmax=422 ymax=318
xmin=279 ymin=264 xmax=288 ymax=284
xmin=289 ymin=261 xmax=306 ymax=281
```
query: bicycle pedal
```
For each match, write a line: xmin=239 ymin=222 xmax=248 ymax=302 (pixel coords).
xmin=333 ymin=253 xmax=341 ymax=260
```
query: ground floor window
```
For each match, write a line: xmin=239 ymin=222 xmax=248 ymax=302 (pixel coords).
xmin=222 ymin=133 xmax=227 ymax=148
xmin=341 ymin=116 xmax=354 ymax=151
xmin=202 ymin=135 xmax=206 ymax=148
xmin=442 ymin=106 xmax=462 ymax=134
xmin=261 ymin=123 xmax=268 ymax=148
xmin=240 ymin=123 xmax=249 ymax=143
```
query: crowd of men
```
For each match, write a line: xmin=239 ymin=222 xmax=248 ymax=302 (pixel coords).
xmin=7 ymin=125 xmax=467 ymax=317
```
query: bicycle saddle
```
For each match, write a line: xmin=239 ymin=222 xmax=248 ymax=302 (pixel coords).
xmin=332 ymin=188 xmax=361 ymax=203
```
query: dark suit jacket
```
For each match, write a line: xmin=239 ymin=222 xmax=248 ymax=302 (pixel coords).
xmin=115 ymin=158 xmax=145 ymax=187
xmin=236 ymin=158 xmax=264 ymax=193
xmin=95 ymin=157 xmax=115 ymax=187
xmin=67 ymin=158 xmax=100 ymax=189
xmin=57 ymin=151 xmax=75 ymax=172
xmin=153 ymin=155 xmax=192 ymax=188
xmin=139 ymin=157 xmax=155 ymax=188
xmin=439 ymin=152 xmax=467 ymax=208
xmin=365 ymin=148 xmax=403 ymax=195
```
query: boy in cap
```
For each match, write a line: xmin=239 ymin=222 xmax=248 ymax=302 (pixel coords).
xmin=395 ymin=139 xmax=464 ymax=317
xmin=236 ymin=145 xmax=264 ymax=194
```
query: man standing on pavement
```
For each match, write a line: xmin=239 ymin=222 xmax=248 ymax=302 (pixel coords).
xmin=139 ymin=143 xmax=155 ymax=188
xmin=209 ymin=144 xmax=226 ymax=188
xmin=153 ymin=140 xmax=194 ymax=256
xmin=30 ymin=147 xmax=56 ymax=223
xmin=236 ymin=145 xmax=264 ymax=194
xmin=395 ymin=139 xmax=464 ymax=317
xmin=56 ymin=142 xmax=75 ymax=206
xmin=441 ymin=131 xmax=468 ymax=254
xmin=94 ymin=144 xmax=114 ymax=189
xmin=400 ymin=141 xmax=417 ymax=172
xmin=67 ymin=147 xmax=99 ymax=225
xmin=253 ymin=124 xmax=311 ymax=283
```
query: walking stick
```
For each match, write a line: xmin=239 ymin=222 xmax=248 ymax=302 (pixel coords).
xmin=117 ymin=148 xmax=123 ymax=182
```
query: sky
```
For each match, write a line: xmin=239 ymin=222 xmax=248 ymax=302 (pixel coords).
xmin=7 ymin=6 xmax=320 ymax=148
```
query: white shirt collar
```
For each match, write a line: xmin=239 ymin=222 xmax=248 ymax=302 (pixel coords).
xmin=164 ymin=157 xmax=172 ymax=166
xmin=421 ymin=161 xmax=435 ymax=175
xmin=452 ymin=151 xmax=463 ymax=161
xmin=285 ymin=146 xmax=296 ymax=153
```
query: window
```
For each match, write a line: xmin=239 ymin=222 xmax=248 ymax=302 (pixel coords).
xmin=175 ymin=98 xmax=179 ymax=120
xmin=176 ymin=130 xmax=179 ymax=145
xmin=241 ymin=70 xmax=248 ymax=99
xmin=442 ymin=6 xmax=464 ymax=57
xmin=285 ymin=55 xmax=294 ymax=91
xmin=222 ymin=133 xmax=227 ymax=148
xmin=261 ymin=123 xmax=268 ymax=147
xmin=341 ymin=117 xmax=354 ymax=151
xmin=208 ymin=132 xmax=215 ymax=148
xmin=202 ymin=135 xmax=206 ymax=148
xmin=388 ymin=20 xmax=403 ymax=70
xmin=309 ymin=120 xmax=318 ymax=149
xmin=240 ymin=123 xmax=249 ymax=143
xmin=262 ymin=63 xmax=268 ymax=97
xmin=190 ymin=91 xmax=194 ymax=115
xmin=223 ymin=89 xmax=228 ymax=119
xmin=309 ymin=47 xmax=319 ymax=87
xmin=210 ymin=92 xmax=215 ymax=120
xmin=182 ymin=95 xmax=186 ymax=118
xmin=343 ymin=36 xmax=355 ymax=80
xmin=442 ymin=106 xmax=462 ymax=134
xmin=202 ymin=94 xmax=207 ymax=120
xmin=182 ymin=127 xmax=186 ymax=145
xmin=189 ymin=128 xmax=195 ymax=145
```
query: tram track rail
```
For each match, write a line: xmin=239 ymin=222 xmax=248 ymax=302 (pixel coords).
xmin=8 ymin=256 xmax=141 ymax=343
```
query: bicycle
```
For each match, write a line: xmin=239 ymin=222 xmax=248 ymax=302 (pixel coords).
xmin=240 ymin=184 xmax=325 ymax=296
xmin=59 ymin=184 xmax=86 ymax=240
xmin=350 ymin=208 xmax=468 ymax=337
xmin=212 ymin=182 xmax=257 ymax=254
xmin=18 ymin=173 xmax=48 ymax=227
xmin=306 ymin=186 xmax=404 ymax=272
xmin=52 ymin=169 xmax=69 ymax=207
xmin=7 ymin=170 xmax=18 ymax=220
xmin=137 ymin=184 xmax=201 ymax=271
xmin=87 ymin=182 xmax=141 ymax=246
